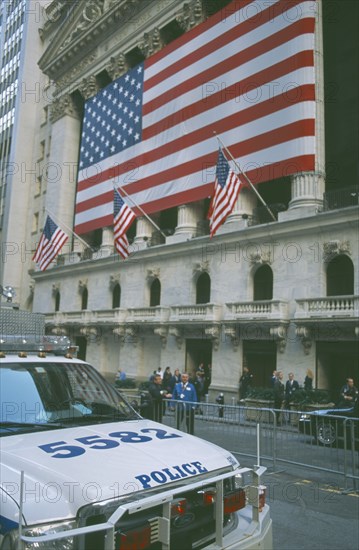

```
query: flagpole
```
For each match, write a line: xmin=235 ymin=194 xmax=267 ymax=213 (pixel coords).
xmin=214 ymin=132 xmax=277 ymax=222
xmin=114 ymin=183 xmax=167 ymax=240
xmin=46 ymin=209 xmax=94 ymax=251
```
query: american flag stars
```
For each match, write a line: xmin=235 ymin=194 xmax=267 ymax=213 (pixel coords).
xmin=79 ymin=64 xmax=144 ymax=170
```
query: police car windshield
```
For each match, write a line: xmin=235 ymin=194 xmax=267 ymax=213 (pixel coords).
xmin=0 ymin=361 xmax=138 ymax=433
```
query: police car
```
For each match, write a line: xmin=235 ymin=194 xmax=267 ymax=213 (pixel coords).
xmin=0 ymin=306 xmax=272 ymax=549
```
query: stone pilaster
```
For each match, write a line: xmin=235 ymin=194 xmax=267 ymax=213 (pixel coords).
xmin=46 ymin=94 xmax=81 ymax=246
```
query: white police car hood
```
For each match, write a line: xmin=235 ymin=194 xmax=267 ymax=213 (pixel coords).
xmin=1 ymin=419 xmax=238 ymax=525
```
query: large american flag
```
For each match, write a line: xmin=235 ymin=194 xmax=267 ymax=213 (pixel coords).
xmin=33 ymin=216 xmax=68 ymax=271
xmin=113 ymin=188 xmax=137 ymax=259
xmin=75 ymin=0 xmax=317 ymax=234
xmin=209 ymin=149 xmax=243 ymax=237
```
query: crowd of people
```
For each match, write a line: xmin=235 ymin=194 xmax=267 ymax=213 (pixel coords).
xmin=142 ymin=364 xmax=212 ymax=433
xmin=116 ymin=364 xmax=357 ymax=431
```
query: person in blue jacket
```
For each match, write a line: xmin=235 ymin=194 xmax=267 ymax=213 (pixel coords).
xmin=173 ymin=372 xmax=197 ymax=434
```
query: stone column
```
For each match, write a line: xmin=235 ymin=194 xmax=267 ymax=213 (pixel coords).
xmin=167 ymin=203 xmax=202 ymax=243
xmin=280 ymin=0 xmax=325 ymax=220
xmin=101 ymin=226 xmax=114 ymax=257
xmin=133 ymin=216 xmax=152 ymax=249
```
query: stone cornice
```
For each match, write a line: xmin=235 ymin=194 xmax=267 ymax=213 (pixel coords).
xmin=30 ymin=207 xmax=359 ymax=279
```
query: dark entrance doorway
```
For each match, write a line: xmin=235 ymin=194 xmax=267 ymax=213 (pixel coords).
xmin=185 ymin=339 xmax=212 ymax=378
xmin=76 ymin=336 xmax=87 ymax=361
xmin=316 ymin=341 xmax=359 ymax=401
xmin=242 ymin=340 xmax=277 ymax=388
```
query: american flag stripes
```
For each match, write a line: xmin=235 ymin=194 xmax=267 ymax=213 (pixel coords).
xmin=209 ymin=149 xmax=243 ymax=237
xmin=75 ymin=0 xmax=317 ymax=234
xmin=113 ymin=188 xmax=137 ymax=259
xmin=32 ymin=216 xmax=68 ymax=271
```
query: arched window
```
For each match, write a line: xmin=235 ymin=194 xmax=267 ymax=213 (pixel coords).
xmin=54 ymin=291 xmax=60 ymax=312
xmin=253 ymin=265 xmax=273 ymax=301
xmin=81 ymin=287 xmax=88 ymax=310
xmin=150 ymin=279 xmax=161 ymax=307
xmin=196 ymin=272 xmax=211 ymax=304
xmin=326 ymin=255 xmax=354 ymax=296
xmin=112 ymin=283 xmax=121 ymax=308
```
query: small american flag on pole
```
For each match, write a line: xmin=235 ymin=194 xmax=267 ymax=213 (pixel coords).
xmin=209 ymin=148 xmax=243 ymax=238
xmin=114 ymin=188 xmax=137 ymax=259
xmin=32 ymin=215 xmax=68 ymax=271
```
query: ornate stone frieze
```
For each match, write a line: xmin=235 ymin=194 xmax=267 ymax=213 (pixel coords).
xmin=55 ymin=53 xmax=97 ymax=92
xmin=50 ymin=94 xmax=80 ymax=123
xmin=176 ymin=0 xmax=204 ymax=32
xmin=323 ymin=240 xmax=351 ymax=262
xmin=59 ymin=1 xmax=105 ymax=53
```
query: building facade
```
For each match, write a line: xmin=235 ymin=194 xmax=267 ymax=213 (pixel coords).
xmin=1 ymin=0 xmax=358 ymax=401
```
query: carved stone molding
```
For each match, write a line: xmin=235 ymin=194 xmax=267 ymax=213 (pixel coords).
xmin=52 ymin=283 xmax=61 ymax=295
xmin=80 ymin=326 xmax=99 ymax=342
xmin=205 ymin=325 xmax=221 ymax=351
xmin=154 ymin=326 xmax=168 ymax=348
xmin=55 ymin=53 xmax=97 ymax=91
xmin=169 ymin=326 xmax=183 ymax=349
xmin=106 ymin=54 xmax=128 ymax=80
xmin=78 ymin=75 xmax=100 ymax=100
xmin=224 ymin=326 xmax=240 ymax=350
xmin=51 ymin=326 xmax=67 ymax=336
xmin=146 ymin=268 xmax=160 ymax=282
xmin=113 ymin=325 xmax=126 ymax=345
xmin=109 ymin=274 xmax=121 ymax=289
xmin=78 ymin=279 xmax=88 ymax=293
xmin=50 ymin=94 xmax=80 ymax=123
xmin=176 ymin=0 xmax=205 ymax=32
xmin=249 ymin=250 xmax=271 ymax=266
xmin=269 ymin=325 xmax=287 ymax=353
xmin=295 ymin=326 xmax=313 ymax=355
xmin=59 ymin=1 xmax=104 ymax=53
xmin=138 ymin=28 xmax=163 ymax=58
xmin=193 ymin=261 xmax=209 ymax=276
xmin=323 ymin=240 xmax=351 ymax=262
xmin=125 ymin=326 xmax=139 ymax=346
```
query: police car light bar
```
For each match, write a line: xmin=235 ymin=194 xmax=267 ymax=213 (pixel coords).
xmin=0 ymin=334 xmax=75 ymax=355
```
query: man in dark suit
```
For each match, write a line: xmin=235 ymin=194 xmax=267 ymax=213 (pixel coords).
xmin=148 ymin=374 xmax=171 ymax=422
xmin=285 ymin=372 xmax=300 ymax=408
